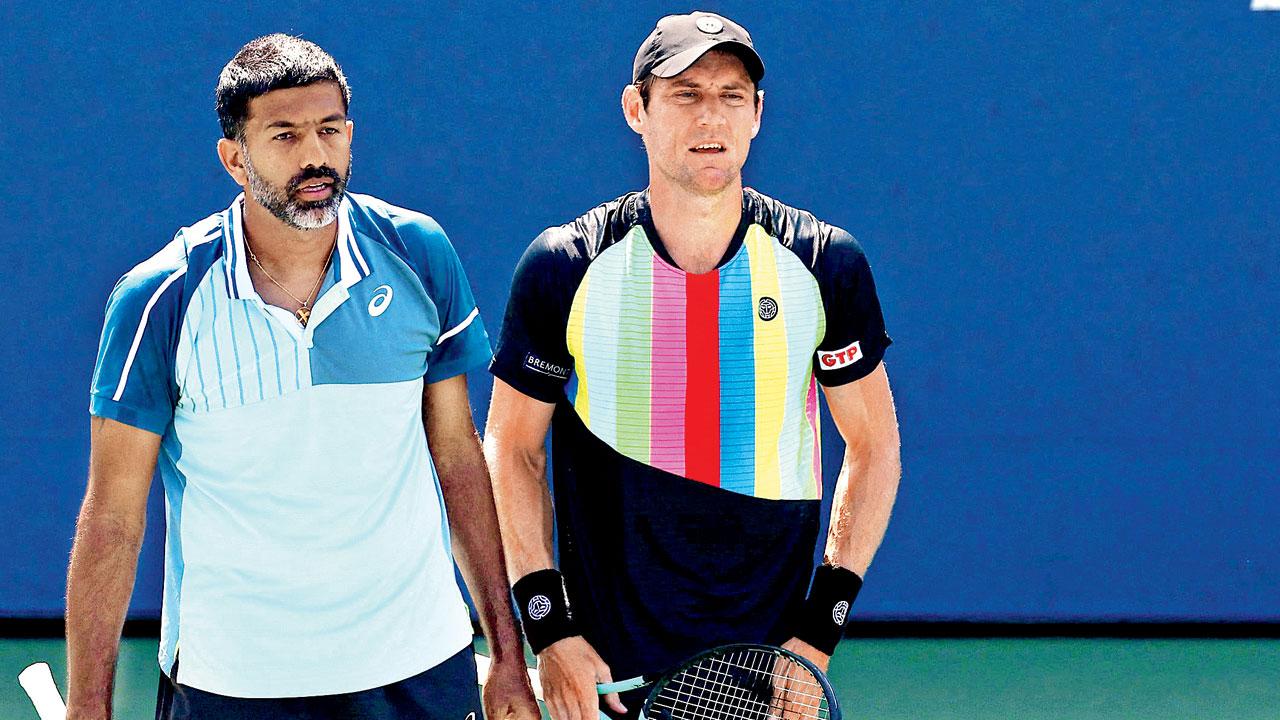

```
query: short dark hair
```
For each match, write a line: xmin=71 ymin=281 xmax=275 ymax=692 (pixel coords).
xmin=216 ymin=34 xmax=351 ymax=141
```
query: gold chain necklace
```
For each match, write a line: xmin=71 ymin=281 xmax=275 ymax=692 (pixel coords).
xmin=245 ymin=240 xmax=335 ymax=327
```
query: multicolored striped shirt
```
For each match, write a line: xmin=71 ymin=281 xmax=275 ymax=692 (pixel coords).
xmin=564 ymin=221 xmax=825 ymax=500
xmin=491 ymin=188 xmax=891 ymax=679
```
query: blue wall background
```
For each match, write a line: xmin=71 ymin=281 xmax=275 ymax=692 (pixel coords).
xmin=1 ymin=3 xmax=1276 ymax=621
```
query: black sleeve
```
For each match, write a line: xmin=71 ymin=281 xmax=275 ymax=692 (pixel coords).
xmin=489 ymin=231 xmax=581 ymax=403
xmin=812 ymin=230 xmax=892 ymax=386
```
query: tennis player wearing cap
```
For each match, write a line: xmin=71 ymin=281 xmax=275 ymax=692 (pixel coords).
xmin=486 ymin=11 xmax=901 ymax=720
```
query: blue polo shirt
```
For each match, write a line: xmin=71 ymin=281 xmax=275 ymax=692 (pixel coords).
xmin=89 ymin=193 xmax=492 ymax=697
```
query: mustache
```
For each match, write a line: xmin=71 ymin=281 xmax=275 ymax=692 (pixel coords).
xmin=287 ymin=165 xmax=343 ymax=194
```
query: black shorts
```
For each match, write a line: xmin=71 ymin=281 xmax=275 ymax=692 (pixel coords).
xmin=155 ymin=646 xmax=482 ymax=720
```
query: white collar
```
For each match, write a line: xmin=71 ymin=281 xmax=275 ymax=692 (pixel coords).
xmin=221 ymin=193 xmax=370 ymax=301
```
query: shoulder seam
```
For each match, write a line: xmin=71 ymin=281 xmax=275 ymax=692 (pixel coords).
xmin=111 ymin=265 xmax=188 ymax=402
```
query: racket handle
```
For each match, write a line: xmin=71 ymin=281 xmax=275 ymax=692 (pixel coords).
xmin=18 ymin=662 xmax=67 ymax=720
xmin=597 ymin=676 xmax=647 ymax=694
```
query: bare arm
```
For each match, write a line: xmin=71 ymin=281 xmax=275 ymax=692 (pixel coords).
xmin=821 ymin=363 xmax=901 ymax=574
xmin=423 ymin=375 xmax=538 ymax=720
xmin=482 ymin=378 xmax=556 ymax=580
xmin=782 ymin=363 xmax=900 ymax=669
xmin=484 ymin=378 xmax=624 ymax=720
xmin=65 ymin=417 xmax=161 ymax=720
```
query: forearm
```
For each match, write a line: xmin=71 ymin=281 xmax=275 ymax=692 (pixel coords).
xmin=484 ymin=434 xmax=555 ymax=579
xmin=823 ymin=443 xmax=900 ymax=575
xmin=435 ymin=434 xmax=525 ymax=662
xmin=65 ymin=508 xmax=145 ymax=719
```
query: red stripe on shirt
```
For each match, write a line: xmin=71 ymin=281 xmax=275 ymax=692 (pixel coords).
xmin=685 ymin=271 xmax=720 ymax=486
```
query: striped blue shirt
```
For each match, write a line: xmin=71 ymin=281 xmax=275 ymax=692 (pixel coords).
xmin=89 ymin=193 xmax=491 ymax=697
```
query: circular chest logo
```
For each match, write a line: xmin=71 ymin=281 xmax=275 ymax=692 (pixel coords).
xmin=758 ymin=296 xmax=779 ymax=321
xmin=832 ymin=601 xmax=850 ymax=626
xmin=527 ymin=595 xmax=552 ymax=621
xmin=696 ymin=16 xmax=724 ymax=34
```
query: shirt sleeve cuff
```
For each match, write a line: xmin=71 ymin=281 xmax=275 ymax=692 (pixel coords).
xmin=426 ymin=321 xmax=494 ymax=383
xmin=89 ymin=394 xmax=171 ymax=436
xmin=488 ymin=356 xmax=566 ymax=404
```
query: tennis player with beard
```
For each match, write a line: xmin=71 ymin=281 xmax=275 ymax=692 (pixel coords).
xmin=67 ymin=34 xmax=539 ymax=720
xmin=486 ymin=12 xmax=901 ymax=720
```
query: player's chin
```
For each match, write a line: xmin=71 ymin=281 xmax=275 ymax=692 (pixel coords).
xmin=687 ymin=170 xmax=738 ymax=195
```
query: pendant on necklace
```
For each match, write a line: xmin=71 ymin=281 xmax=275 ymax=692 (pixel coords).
xmin=296 ymin=306 xmax=311 ymax=327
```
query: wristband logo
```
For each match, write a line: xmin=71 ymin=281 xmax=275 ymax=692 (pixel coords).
xmin=832 ymin=601 xmax=850 ymax=626
xmin=527 ymin=594 xmax=552 ymax=621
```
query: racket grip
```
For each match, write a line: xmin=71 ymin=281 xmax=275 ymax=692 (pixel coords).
xmin=597 ymin=676 xmax=647 ymax=694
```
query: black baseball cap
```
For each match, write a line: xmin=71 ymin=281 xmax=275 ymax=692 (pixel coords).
xmin=632 ymin=12 xmax=765 ymax=84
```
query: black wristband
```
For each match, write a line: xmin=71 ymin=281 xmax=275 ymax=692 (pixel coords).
xmin=793 ymin=564 xmax=863 ymax=655
xmin=512 ymin=569 xmax=580 ymax=654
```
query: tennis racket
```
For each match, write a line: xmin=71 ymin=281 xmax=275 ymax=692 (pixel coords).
xmin=596 ymin=643 xmax=840 ymax=720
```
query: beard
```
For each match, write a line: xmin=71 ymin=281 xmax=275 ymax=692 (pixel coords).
xmin=243 ymin=149 xmax=352 ymax=230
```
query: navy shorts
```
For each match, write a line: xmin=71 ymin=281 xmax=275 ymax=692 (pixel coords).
xmin=155 ymin=646 xmax=483 ymax=720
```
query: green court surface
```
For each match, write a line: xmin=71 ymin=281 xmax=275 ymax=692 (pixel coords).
xmin=3 ymin=636 xmax=1276 ymax=719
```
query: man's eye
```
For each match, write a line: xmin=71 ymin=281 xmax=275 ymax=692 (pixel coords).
xmin=273 ymin=132 xmax=294 ymax=141
xmin=321 ymin=127 xmax=339 ymax=135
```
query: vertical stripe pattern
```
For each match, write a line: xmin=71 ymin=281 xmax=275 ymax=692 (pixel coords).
xmin=175 ymin=258 xmax=308 ymax=413
xmin=745 ymin=227 xmax=787 ymax=499
xmin=615 ymin=235 xmax=653 ymax=463
xmin=565 ymin=224 xmax=826 ymax=500
xmin=685 ymin=271 xmax=720 ymax=487
xmin=649 ymin=261 xmax=687 ymax=476
xmin=717 ymin=253 xmax=754 ymax=494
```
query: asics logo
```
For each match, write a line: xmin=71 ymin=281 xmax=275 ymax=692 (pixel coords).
xmin=368 ymin=285 xmax=393 ymax=317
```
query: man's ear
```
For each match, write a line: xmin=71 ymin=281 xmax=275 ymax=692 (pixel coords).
xmin=751 ymin=90 xmax=764 ymax=139
xmin=622 ymin=84 xmax=646 ymax=136
xmin=217 ymin=137 xmax=248 ymax=186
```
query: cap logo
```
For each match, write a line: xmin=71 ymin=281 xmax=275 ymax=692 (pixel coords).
xmin=696 ymin=16 xmax=724 ymax=34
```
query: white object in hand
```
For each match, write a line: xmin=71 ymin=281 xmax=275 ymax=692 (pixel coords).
xmin=18 ymin=662 xmax=66 ymax=720
xmin=474 ymin=652 xmax=544 ymax=701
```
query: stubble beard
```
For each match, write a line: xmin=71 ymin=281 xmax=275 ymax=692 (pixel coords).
xmin=654 ymin=149 xmax=741 ymax=199
xmin=243 ymin=148 xmax=352 ymax=231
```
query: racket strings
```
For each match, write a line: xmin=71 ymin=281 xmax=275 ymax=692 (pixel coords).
xmin=649 ymin=649 xmax=831 ymax=720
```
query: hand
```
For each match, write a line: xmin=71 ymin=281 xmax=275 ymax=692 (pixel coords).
xmin=481 ymin=654 xmax=542 ymax=720
xmin=776 ymin=638 xmax=833 ymax=720
xmin=537 ymin=636 xmax=627 ymax=720
xmin=780 ymin=637 xmax=831 ymax=673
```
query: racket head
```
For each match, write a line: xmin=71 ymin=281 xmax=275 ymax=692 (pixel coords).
xmin=638 ymin=643 xmax=840 ymax=720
